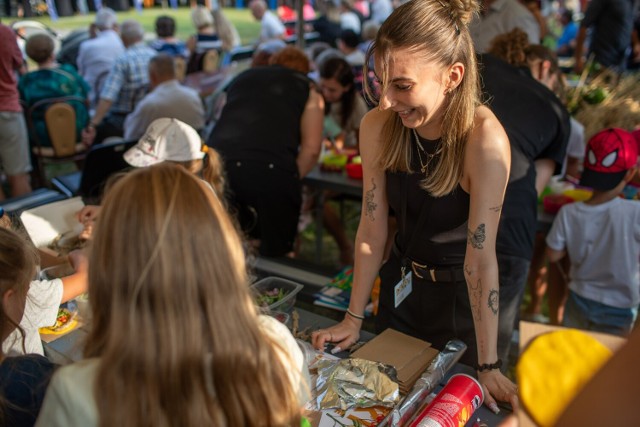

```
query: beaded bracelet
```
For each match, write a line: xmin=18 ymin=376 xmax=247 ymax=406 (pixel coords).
xmin=475 ymin=359 xmax=503 ymax=372
xmin=346 ymin=309 xmax=365 ymax=320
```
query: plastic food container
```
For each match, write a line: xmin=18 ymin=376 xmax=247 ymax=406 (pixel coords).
xmin=250 ymin=277 xmax=303 ymax=315
xmin=345 ymin=162 xmax=363 ymax=180
xmin=563 ymin=188 xmax=592 ymax=202
xmin=543 ymin=194 xmax=575 ymax=214
xmin=270 ymin=310 xmax=292 ymax=328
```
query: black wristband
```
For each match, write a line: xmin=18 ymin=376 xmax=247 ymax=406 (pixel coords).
xmin=475 ymin=359 xmax=502 ymax=372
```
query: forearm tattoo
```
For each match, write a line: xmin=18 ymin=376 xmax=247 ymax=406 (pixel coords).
xmin=469 ymin=277 xmax=482 ymax=322
xmin=365 ymin=178 xmax=377 ymax=221
xmin=467 ymin=224 xmax=486 ymax=249
xmin=489 ymin=204 xmax=503 ymax=213
xmin=488 ymin=289 xmax=499 ymax=315
xmin=464 ymin=264 xmax=473 ymax=277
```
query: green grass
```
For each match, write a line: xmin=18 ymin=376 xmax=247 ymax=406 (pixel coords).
xmin=13 ymin=7 xmax=261 ymax=44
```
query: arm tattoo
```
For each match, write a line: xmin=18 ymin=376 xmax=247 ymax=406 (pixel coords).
xmin=467 ymin=224 xmax=486 ymax=249
xmin=464 ymin=264 xmax=473 ymax=277
xmin=489 ymin=204 xmax=503 ymax=213
xmin=469 ymin=278 xmax=482 ymax=322
xmin=365 ymin=178 xmax=378 ymax=221
xmin=488 ymin=289 xmax=499 ymax=315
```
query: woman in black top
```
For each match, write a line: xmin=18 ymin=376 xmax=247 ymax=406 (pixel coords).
xmin=312 ymin=0 xmax=518 ymax=413
xmin=208 ymin=47 xmax=324 ymax=256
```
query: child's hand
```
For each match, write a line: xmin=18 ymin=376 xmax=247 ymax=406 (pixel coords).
xmin=68 ymin=250 xmax=88 ymax=274
xmin=77 ymin=205 xmax=101 ymax=240
xmin=76 ymin=205 xmax=101 ymax=224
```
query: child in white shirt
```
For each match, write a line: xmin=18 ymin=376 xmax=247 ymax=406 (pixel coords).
xmin=546 ymin=128 xmax=640 ymax=336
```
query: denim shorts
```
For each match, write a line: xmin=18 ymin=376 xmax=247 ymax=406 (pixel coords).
xmin=563 ymin=290 xmax=638 ymax=337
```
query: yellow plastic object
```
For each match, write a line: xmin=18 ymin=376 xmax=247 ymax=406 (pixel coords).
xmin=517 ymin=329 xmax=612 ymax=427
xmin=563 ymin=188 xmax=593 ymax=202
xmin=39 ymin=318 xmax=78 ymax=335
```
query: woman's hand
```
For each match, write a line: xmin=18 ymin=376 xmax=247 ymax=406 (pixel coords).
xmin=478 ymin=369 xmax=519 ymax=414
xmin=311 ymin=316 xmax=362 ymax=353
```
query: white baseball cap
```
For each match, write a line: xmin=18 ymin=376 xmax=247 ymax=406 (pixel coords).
xmin=124 ymin=118 xmax=205 ymax=168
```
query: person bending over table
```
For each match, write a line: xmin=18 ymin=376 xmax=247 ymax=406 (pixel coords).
xmin=312 ymin=0 xmax=518 ymax=413
xmin=36 ymin=164 xmax=309 ymax=426
xmin=207 ymin=46 xmax=324 ymax=257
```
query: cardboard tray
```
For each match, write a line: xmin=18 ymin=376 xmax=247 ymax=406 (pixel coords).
xmin=19 ymin=197 xmax=85 ymax=262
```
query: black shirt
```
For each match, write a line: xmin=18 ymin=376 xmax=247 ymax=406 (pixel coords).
xmin=582 ymin=0 xmax=635 ymax=69
xmin=0 ymin=354 xmax=56 ymax=427
xmin=386 ymin=135 xmax=470 ymax=267
xmin=478 ymin=54 xmax=571 ymax=260
xmin=208 ymin=65 xmax=311 ymax=175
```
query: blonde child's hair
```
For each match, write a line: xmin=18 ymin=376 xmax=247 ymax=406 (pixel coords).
xmin=84 ymin=163 xmax=302 ymax=427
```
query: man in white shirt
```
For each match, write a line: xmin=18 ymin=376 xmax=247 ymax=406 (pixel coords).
xmin=76 ymin=8 xmax=125 ymax=108
xmin=123 ymin=54 xmax=205 ymax=141
xmin=250 ymin=0 xmax=286 ymax=43
xmin=469 ymin=0 xmax=540 ymax=53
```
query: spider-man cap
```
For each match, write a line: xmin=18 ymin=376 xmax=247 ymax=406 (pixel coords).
xmin=580 ymin=128 xmax=639 ymax=191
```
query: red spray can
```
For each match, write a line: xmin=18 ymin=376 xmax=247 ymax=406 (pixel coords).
xmin=409 ymin=374 xmax=484 ymax=427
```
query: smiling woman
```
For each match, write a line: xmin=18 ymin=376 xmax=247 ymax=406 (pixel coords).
xmin=311 ymin=0 xmax=517 ymax=415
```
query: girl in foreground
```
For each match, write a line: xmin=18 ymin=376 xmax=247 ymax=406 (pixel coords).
xmin=0 ymin=228 xmax=56 ymax=427
xmin=37 ymin=164 xmax=309 ymax=426
xmin=312 ymin=0 xmax=517 ymax=412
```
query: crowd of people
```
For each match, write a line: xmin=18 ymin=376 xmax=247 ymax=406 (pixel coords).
xmin=0 ymin=0 xmax=639 ymax=425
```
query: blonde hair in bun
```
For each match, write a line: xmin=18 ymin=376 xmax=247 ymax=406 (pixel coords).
xmin=364 ymin=0 xmax=481 ymax=196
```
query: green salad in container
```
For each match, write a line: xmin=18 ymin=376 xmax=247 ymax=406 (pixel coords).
xmin=255 ymin=287 xmax=290 ymax=308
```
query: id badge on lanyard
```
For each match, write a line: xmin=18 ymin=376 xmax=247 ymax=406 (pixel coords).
xmin=394 ymin=264 xmax=413 ymax=308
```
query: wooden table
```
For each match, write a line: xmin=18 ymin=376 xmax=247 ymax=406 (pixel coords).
xmin=43 ymin=307 xmax=508 ymax=427
xmin=297 ymin=308 xmax=509 ymax=427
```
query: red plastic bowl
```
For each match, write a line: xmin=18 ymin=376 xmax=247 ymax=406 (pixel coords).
xmin=543 ymin=194 xmax=575 ymax=214
xmin=345 ymin=163 xmax=363 ymax=179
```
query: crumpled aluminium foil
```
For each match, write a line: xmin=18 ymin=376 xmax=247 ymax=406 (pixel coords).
xmin=315 ymin=358 xmax=401 ymax=410
xmin=380 ymin=339 xmax=467 ymax=426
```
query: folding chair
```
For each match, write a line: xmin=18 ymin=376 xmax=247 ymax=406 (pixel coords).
xmin=25 ymin=95 xmax=89 ymax=187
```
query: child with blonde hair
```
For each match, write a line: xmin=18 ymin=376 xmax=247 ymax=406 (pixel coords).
xmin=0 ymin=228 xmax=56 ymax=426
xmin=37 ymin=164 xmax=309 ymax=426
xmin=0 ymin=214 xmax=88 ymax=357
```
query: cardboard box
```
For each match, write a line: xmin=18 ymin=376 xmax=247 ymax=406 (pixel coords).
xmin=517 ymin=321 xmax=627 ymax=427
xmin=351 ymin=328 xmax=439 ymax=390
xmin=19 ymin=197 xmax=85 ymax=263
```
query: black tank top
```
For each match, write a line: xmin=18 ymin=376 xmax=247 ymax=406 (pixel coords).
xmin=386 ymin=133 xmax=470 ymax=266
xmin=207 ymin=66 xmax=311 ymax=174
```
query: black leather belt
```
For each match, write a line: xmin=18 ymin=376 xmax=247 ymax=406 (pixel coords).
xmin=392 ymin=243 xmax=466 ymax=283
